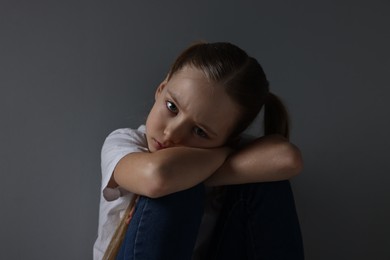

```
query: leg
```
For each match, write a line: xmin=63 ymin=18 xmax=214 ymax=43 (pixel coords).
xmin=209 ymin=181 xmax=304 ymax=260
xmin=116 ymin=184 xmax=205 ymax=260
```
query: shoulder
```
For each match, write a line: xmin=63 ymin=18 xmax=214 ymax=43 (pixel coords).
xmin=101 ymin=125 xmax=149 ymax=168
xmin=100 ymin=125 xmax=148 ymax=191
xmin=104 ymin=125 xmax=148 ymax=151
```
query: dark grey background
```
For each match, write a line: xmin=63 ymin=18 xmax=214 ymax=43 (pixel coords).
xmin=1 ymin=1 xmax=389 ymax=259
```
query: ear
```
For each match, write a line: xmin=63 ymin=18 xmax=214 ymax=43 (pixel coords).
xmin=155 ymin=80 xmax=167 ymax=100
xmin=155 ymin=74 xmax=170 ymax=100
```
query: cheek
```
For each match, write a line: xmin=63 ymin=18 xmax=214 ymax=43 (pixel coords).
xmin=146 ymin=104 xmax=165 ymax=128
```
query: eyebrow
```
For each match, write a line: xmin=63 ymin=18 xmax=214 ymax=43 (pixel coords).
xmin=167 ymin=89 xmax=218 ymax=138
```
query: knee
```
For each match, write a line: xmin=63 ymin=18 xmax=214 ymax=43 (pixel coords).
xmin=139 ymin=183 xmax=205 ymax=216
xmin=251 ymin=180 xmax=293 ymax=200
xmin=228 ymin=180 xmax=291 ymax=195
xmin=225 ymin=181 xmax=294 ymax=207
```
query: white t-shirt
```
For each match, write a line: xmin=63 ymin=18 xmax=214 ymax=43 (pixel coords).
xmin=93 ymin=126 xmax=149 ymax=260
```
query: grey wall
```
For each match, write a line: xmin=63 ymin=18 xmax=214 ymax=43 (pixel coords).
xmin=1 ymin=1 xmax=389 ymax=259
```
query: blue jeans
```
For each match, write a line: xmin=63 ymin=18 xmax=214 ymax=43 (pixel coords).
xmin=116 ymin=181 xmax=304 ymax=260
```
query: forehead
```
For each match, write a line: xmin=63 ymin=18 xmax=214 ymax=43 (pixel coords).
xmin=165 ymin=67 xmax=241 ymax=136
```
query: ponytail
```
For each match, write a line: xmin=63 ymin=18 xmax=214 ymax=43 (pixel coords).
xmin=103 ymin=195 xmax=139 ymax=260
xmin=264 ymin=92 xmax=290 ymax=139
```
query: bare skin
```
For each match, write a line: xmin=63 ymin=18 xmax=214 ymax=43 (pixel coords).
xmin=110 ymin=66 xmax=303 ymax=198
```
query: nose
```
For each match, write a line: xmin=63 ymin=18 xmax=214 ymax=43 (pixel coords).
xmin=163 ymin=120 xmax=186 ymax=146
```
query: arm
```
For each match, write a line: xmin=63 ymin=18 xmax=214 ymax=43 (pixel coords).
xmin=110 ymin=146 xmax=231 ymax=198
xmin=204 ymin=134 xmax=303 ymax=186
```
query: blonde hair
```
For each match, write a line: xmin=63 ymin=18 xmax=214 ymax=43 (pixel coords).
xmin=103 ymin=195 xmax=138 ymax=260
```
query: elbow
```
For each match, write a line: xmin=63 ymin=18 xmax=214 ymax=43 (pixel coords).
xmin=143 ymin=177 xmax=166 ymax=199
xmin=143 ymin=186 xmax=164 ymax=199
xmin=281 ymin=143 xmax=303 ymax=178
xmin=141 ymin=162 xmax=170 ymax=199
xmin=113 ymin=160 xmax=169 ymax=199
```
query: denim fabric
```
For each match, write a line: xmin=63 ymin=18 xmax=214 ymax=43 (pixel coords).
xmin=117 ymin=181 xmax=304 ymax=260
xmin=208 ymin=181 xmax=304 ymax=260
xmin=116 ymin=184 xmax=205 ymax=260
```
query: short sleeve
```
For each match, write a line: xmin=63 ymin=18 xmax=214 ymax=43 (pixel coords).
xmin=100 ymin=126 xmax=148 ymax=201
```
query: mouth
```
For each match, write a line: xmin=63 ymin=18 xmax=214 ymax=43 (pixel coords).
xmin=152 ymin=138 xmax=166 ymax=150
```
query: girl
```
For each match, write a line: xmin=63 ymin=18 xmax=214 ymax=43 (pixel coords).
xmin=94 ymin=42 xmax=304 ymax=260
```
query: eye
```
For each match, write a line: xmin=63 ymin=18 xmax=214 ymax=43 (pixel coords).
xmin=193 ymin=127 xmax=208 ymax=138
xmin=166 ymin=101 xmax=178 ymax=113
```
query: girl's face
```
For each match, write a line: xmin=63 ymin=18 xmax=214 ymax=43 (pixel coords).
xmin=145 ymin=66 xmax=241 ymax=152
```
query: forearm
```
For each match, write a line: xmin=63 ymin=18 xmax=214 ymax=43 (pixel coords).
xmin=204 ymin=135 xmax=303 ymax=186
xmin=114 ymin=146 xmax=230 ymax=198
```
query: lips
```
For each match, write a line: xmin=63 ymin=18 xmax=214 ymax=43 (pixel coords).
xmin=152 ymin=138 xmax=167 ymax=150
